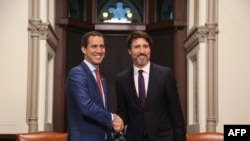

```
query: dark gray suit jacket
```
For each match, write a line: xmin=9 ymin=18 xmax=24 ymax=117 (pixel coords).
xmin=116 ymin=63 xmax=186 ymax=141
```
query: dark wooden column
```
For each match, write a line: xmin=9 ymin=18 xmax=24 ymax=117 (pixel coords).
xmin=173 ymin=0 xmax=187 ymax=123
xmin=53 ymin=0 xmax=68 ymax=132
xmin=173 ymin=27 xmax=187 ymax=123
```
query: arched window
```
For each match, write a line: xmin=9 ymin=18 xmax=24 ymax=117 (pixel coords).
xmin=67 ymin=0 xmax=173 ymax=23
xmin=97 ymin=0 xmax=143 ymax=23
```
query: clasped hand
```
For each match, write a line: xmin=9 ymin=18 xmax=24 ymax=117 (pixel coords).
xmin=112 ymin=114 xmax=124 ymax=133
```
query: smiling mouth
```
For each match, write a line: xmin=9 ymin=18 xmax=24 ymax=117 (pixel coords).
xmin=138 ymin=55 xmax=146 ymax=59
xmin=95 ymin=54 xmax=103 ymax=57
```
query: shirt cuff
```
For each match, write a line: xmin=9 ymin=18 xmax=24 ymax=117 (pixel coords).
xmin=111 ymin=113 xmax=114 ymax=121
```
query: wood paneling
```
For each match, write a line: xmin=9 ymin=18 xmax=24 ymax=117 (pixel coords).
xmin=0 ymin=134 xmax=15 ymax=141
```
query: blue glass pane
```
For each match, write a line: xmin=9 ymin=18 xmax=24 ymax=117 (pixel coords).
xmin=108 ymin=2 xmax=131 ymax=23
xmin=97 ymin=0 xmax=144 ymax=23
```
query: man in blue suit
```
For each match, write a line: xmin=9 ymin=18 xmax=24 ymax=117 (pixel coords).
xmin=116 ymin=30 xmax=186 ymax=141
xmin=66 ymin=31 xmax=123 ymax=141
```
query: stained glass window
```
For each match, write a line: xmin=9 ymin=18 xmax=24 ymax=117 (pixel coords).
xmin=67 ymin=0 xmax=144 ymax=23
xmin=97 ymin=0 xmax=144 ymax=23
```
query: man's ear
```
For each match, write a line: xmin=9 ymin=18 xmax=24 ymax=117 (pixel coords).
xmin=81 ymin=46 xmax=86 ymax=54
xmin=128 ymin=49 xmax=131 ymax=55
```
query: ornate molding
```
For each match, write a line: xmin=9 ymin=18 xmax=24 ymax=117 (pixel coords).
xmin=28 ymin=19 xmax=42 ymax=36
xmin=40 ymin=23 xmax=58 ymax=49
xmin=184 ymin=26 xmax=208 ymax=52
xmin=28 ymin=19 xmax=58 ymax=50
xmin=205 ymin=22 xmax=219 ymax=40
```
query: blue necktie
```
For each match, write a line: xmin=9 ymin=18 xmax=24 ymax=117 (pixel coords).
xmin=138 ymin=70 xmax=146 ymax=107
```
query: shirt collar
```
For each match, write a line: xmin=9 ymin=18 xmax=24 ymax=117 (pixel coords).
xmin=133 ymin=62 xmax=150 ymax=74
xmin=84 ymin=60 xmax=97 ymax=72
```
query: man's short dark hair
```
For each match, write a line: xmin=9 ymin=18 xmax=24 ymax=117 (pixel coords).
xmin=80 ymin=31 xmax=104 ymax=48
xmin=126 ymin=30 xmax=153 ymax=49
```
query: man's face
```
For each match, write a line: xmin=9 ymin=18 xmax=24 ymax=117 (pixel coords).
xmin=81 ymin=36 xmax=105 ymax=68
xmin=128 ymin=38 xmax=151 ymax=68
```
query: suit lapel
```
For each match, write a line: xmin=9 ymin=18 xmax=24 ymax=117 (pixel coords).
xmin=80 ymin=62 xmax=104 ymax=108
xmin=144 ymin=64 xmax=157 ymax=109
xmin=101 ymin=77 xmax=108 ymax=109
xmin=80 ymin=62 xmax=97 ymax=85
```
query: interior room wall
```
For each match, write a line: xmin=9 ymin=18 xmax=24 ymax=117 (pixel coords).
xmin=217 ymin=0 xmax=250 ymax=132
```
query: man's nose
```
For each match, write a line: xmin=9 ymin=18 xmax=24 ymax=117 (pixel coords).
xmin=96 ymin=46 xmax=103 ymax=52
xmin=139 ymin=47 xmax=145 ymax=52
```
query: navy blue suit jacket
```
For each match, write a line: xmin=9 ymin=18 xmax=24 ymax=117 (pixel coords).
xmin=66 ymin=61 xmax=112 ymax=141
xmin=116 ymin=63 xmax=186 ymax=141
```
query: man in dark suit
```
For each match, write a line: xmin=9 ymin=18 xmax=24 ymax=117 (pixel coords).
xmin=116 ymin=30 xmax=186 ymax=141
xmin=66 ymin=31 xmax=123 ymax=141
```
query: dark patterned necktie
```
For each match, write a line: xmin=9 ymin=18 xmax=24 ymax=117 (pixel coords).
xmin=138 ymin=70 xmax=146 ymax=107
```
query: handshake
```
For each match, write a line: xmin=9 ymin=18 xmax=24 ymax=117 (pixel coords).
xmin=112 ymin=114 xmax=124 ymax=133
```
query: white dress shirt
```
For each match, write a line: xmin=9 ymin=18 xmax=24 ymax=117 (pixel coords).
xmin=133 ymin=62 xmax=150 ymax=97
